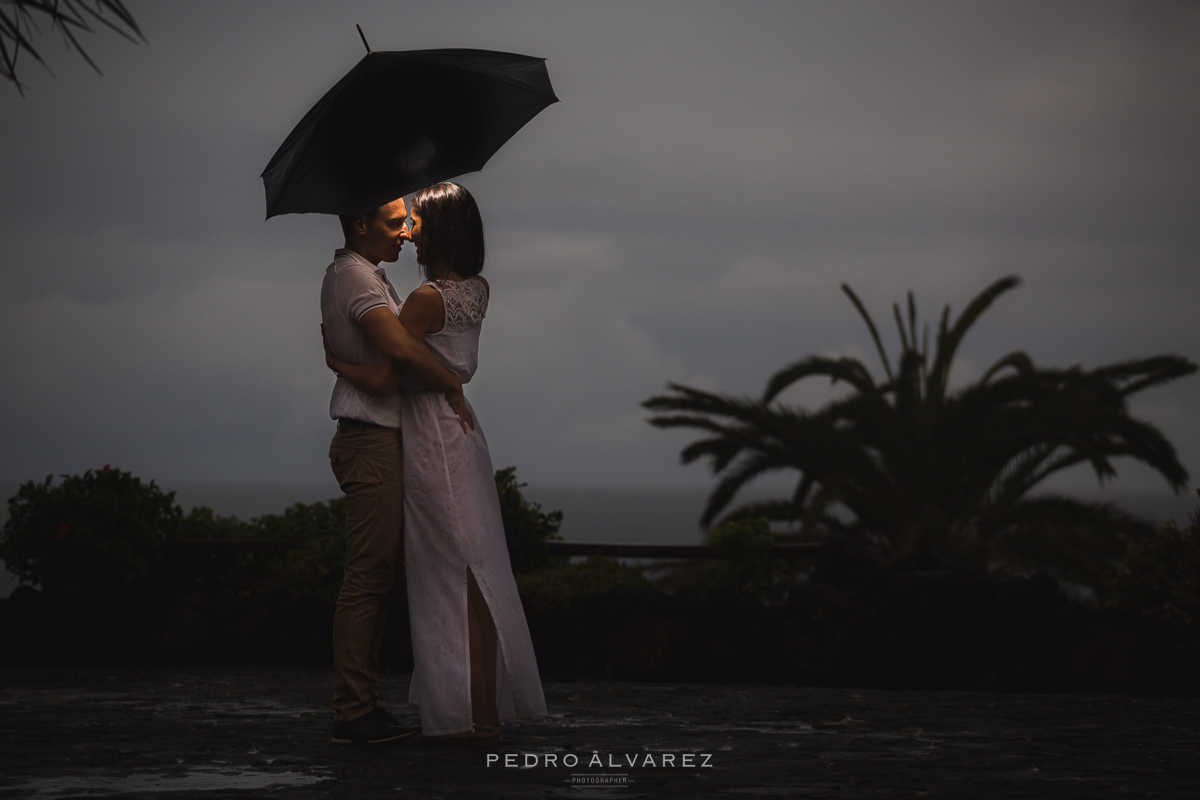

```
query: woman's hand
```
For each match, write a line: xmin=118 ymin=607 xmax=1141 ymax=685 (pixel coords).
xmin=321 ymin=324 xmax=338 ymax=373
xmin=444 ymin=386 xmax=475 ymax=433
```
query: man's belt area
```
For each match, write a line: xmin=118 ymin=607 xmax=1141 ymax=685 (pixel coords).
xmin=337 ymin=417 xmax=388 ymax=430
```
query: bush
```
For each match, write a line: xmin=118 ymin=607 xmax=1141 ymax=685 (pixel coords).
xmin=703 ymin=517 xmax=798 ymax=604
xmin=1108 ymin=490 xmax=1200 ymax=626
xmin=517 ymin=556 xmax=653 ymax=616
xmin=258 ymin=499 xmax=347 ymax=604
xmin=495 ymin=466 xmax=564 ymax=574
xmin=169 ymin=499 xmax=347 ymax=605
xmin=177 ymin=506 xmax=256 ymax=540
xmin=1 ymin=467 xmax=179 ymax=596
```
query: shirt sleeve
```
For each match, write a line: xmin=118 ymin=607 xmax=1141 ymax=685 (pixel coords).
xmin=337 ymin=264 xmax=390 ymax=322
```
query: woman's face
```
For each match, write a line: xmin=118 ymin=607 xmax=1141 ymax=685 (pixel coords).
xmin=407 ymin=210 xmax=425 ymax=265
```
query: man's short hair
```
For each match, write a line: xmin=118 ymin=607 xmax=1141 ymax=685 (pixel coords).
xmin=338 ymin=207 xmax=381 ymax=240
xmin=410 ymin=182 xmax=486 ymax=279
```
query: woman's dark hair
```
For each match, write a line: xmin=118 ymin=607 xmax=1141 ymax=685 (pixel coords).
xmin=410 ymin=182 xmax=486 ymax=279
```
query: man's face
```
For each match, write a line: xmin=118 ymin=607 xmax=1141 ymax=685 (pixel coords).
xmin=357 ymin=198 xmax=410 ymax=264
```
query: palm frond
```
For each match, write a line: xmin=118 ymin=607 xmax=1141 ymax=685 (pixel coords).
xmin=986 ymin=444 xmax=1074 ymax=509
xmin=644 ymin=382 xmax=761 ymax=419
xmin=700 ymin=450 xmax=795 ymax=527
xmin=1093 ymin=355 xmax=1197 ymax=397
xmin=2 ymin=0 xmax=143 ymax=93
xmin=793 ymin=474 xmax=815 ymax=507
xmin=892 ymin=301 xmax=910 ymax=354
xmin=926 ymin=275 xmax=1020 ymax=404
xmin=841 ymin=283 xmax=894 ymax=383
xmin=980 ymin=350 xmax=1035 ymax=384
xmin=908 ymin=292 xmax=920 ymax=356
xmin=761 ymin=355 xmax=877 ymax=404
xmin=1098 ymin=414 xmax=1190 ymax=492
xmin=679 ymin=435 xmax=744 ymax=471
xmin=73 ymin=0 xmax=145 ymax=44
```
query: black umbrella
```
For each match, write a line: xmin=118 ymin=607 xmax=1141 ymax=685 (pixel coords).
xmin=261 ymin=46 xmax=558 ymax=219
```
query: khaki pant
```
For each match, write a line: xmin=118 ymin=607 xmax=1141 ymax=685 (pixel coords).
xmin=329 ymin=424 xmax=404 ymax=723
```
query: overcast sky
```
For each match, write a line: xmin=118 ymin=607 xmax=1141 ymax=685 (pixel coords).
xmin=2 ymin=1 xmax=1198 ymax=503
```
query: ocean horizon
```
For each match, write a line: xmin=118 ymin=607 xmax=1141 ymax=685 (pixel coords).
xmin=2 ymin=480 xmax=1196 ymax=599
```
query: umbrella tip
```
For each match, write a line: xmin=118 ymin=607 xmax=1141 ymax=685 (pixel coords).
xmin=356 ymin=24 xmax=372 ymax=54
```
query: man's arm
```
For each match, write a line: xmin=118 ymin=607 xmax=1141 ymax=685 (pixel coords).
xmin=322 ymin=324 xmax=399 ymax=396
xmin=358 ymin=306 xmax=475 ymax=431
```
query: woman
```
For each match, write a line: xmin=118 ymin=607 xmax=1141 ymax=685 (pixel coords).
xmin=324 ymin=182 xmax=546 ymax=745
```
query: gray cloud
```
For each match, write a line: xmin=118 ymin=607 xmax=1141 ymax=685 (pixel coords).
xmin=1 ymin=0 xmax=1197 ymax=498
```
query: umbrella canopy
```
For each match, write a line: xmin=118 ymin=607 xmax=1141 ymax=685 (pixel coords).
xmin=261 ymin=48 xmax=558 ymax=219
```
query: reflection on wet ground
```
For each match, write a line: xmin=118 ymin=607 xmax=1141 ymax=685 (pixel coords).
xmin=18 ymin=767 xmax=328 ymax=796
xmin=0 ymin=667 xmax=1197 ymax=798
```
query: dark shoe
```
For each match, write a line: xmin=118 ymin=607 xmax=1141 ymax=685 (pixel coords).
xmin=331 ymin=708 xmax=421 ymax=745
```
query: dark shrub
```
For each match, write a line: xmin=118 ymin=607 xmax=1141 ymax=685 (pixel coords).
xmin=177 ymin=506 xmax=256 ymax=540
xmin=653 ymin=518 xmax=801 ymax=604
xmin=704 ymin=517 xmax=799 ymax=603
xmin=1 ymin=468 xmax=179 ymax=596
xmin=495 ymin=466 xmax=564 ymax=574
xmin=517 ymin=555 xmax=652 ymax=616
xmin=170 ymin=499 xmax=348 ymax=605
xmin=258 ymin=499 xmax=347 ymax=604
xmin=1109 ymin=489 xmax=1200 ymax=626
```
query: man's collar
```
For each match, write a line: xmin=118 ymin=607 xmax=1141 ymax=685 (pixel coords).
xmin=335 ymin=247 xmax=383 ymax=272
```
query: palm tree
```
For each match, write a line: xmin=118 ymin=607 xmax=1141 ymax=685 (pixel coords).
xmin=2 ymin=0 xmax=143 ymax=96
xmin=644 ymin=276 xmax=1196 ymax=589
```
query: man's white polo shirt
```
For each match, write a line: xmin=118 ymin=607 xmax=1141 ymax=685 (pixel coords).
xmin=320 ymin=248 xmax=403 ymax=428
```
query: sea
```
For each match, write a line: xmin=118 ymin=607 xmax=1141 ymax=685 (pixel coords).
xmin=1 ymin=481 xmax=1196 ymax=599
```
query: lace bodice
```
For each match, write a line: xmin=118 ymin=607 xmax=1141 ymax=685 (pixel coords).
xmin=422 ymin=278 xmax=488 ymax=333
xmin=406 ymin=277 xmax=487 ymax=385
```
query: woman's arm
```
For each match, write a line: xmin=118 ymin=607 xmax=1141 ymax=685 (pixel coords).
xmin=395 ymin=285 xmax=471 ymax=433
xmin=397 ymin=284 xmax=445 ymax=339
xmin=321 ymin=324 xmax=401 ymax=396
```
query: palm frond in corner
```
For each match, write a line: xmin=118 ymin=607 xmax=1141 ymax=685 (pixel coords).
xmin=2 ymin=0 xmax=145 ymax=96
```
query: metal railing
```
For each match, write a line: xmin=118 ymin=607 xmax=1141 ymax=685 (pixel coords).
xmin=167 ymin=540 xmax=826 ymax=559
xmin=544 ymin=541 xmax=825 ymax=559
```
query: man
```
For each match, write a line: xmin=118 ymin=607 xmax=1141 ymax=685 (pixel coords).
xmin=321 ymin=196 xmax=472 ymax=744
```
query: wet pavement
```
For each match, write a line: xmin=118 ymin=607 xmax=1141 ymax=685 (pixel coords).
xmin=1 ymin=666 xmax=1198 ymax=798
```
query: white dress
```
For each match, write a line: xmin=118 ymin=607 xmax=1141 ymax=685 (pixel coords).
xmin=399 ymin=277 xmax=547 ymax=735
